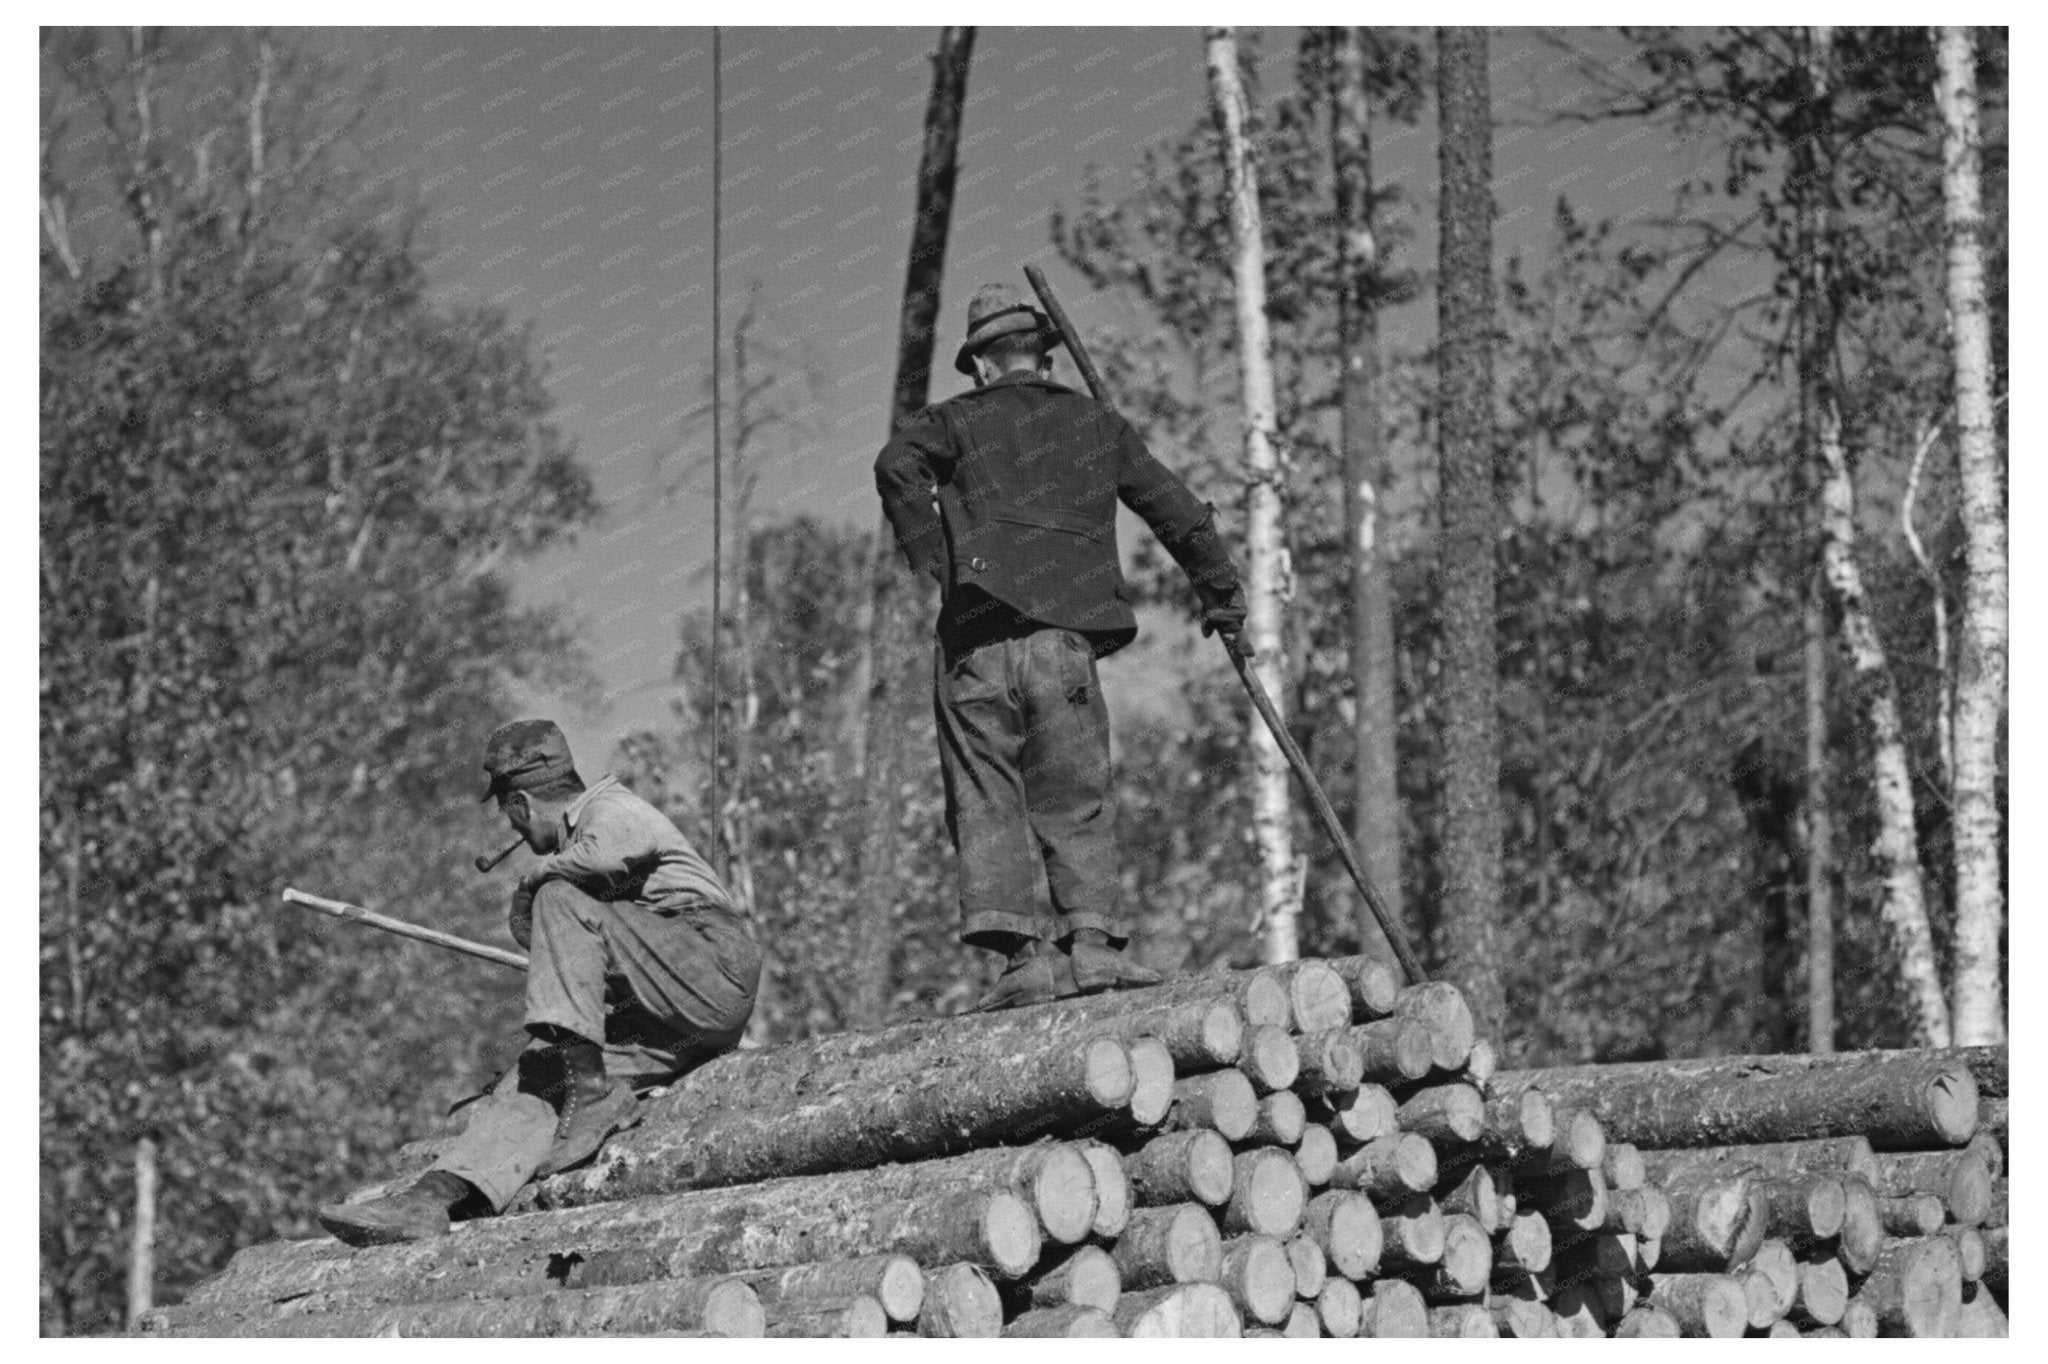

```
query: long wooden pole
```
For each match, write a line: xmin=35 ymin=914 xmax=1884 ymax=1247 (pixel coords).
xmin=279 ymin=887 xmax=528 ymax=971
xmin=1023 ymin=265 xmax=1425 ymax=987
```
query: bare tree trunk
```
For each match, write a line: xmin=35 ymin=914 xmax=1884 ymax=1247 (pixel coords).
xmin=1331 ymin=27 xmax=1403 ymax=961
xmin=1815 ymin=399 xmax=1952 ymax=1046
xmin=1431 ymin=26 xmax=1505 ymax=1038
xmin=1207 ymin=27 xmax=1300 ymax=965
xmin=1798 ymin=27 xmax=1836 ymax=1056
xmin=848 ymin=27 xmax=974 ymax=1028
xmin=1934 ymin=25 xmax=2006 ymax=1047
xmin=126 ymin=1133 xmax=158 ymax=1331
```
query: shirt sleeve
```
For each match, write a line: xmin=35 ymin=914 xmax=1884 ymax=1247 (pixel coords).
xmin=1113 ymin=412 xmax=1241 ymax=600
xmin=873 ymin=407 xmax=951 ymax=581
xmin=521 ymin=808 xmax=647 ymax=900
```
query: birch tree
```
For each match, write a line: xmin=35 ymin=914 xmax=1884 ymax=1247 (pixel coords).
xmin=849 ymin=26 xmax=974 ymax=1026
xmin=1432 ymin=26 xmax=1506 ymax=1037
xmin=1331 ymin=27 xmax=1404 ymax=959
xmin=1934 ymin=25 xmax=2007 ymax=1046
xmin=1206 ymin=27 xmax=1301 ymax=963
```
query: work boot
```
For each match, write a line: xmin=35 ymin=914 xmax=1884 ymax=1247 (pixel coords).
xmin=534 ymin=1036 xmax=637 ymax=1178
xmin=972 ymin=939 xmax=1061 ymax=1012
xmin=317 ymin=1169 xmax=471 ymax=1247
xmin=1066 ymin=928 xmax=1163 ymax=995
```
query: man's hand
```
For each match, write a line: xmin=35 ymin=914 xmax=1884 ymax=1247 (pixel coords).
xmin=1199 ymin=582 xmax=1249 ymax=643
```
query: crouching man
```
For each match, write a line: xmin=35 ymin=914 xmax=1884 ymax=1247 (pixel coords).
xmin=317 ymin=719 xmax=760 ymax=1245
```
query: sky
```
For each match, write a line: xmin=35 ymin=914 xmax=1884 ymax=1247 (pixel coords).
xmin=295 ymin=25 xmax=1731 ymax=768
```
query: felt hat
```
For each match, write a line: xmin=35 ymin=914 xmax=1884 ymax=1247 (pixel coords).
xmin=480 ymin=718 xmax=578 ymax=803
xmin=953 ymin=281 xmax=1055 ymax=376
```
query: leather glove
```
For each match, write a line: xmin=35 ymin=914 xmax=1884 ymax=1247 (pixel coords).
xmin=1199 ymin=582 xmax=1249 ymax=641
xmin=508 ymin=880 xmax=537 ymax=951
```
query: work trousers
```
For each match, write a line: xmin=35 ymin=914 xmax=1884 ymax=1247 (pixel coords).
xmin=934 ymin=625 xmax=1127 ymax=951
xmin=433 ymin=880 xmax=760 ymax=1212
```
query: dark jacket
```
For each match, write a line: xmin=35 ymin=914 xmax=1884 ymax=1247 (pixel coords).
xmin=874 ymin=372 xmax=1240 ymax=654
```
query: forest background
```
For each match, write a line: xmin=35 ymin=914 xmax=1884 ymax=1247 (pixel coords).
xmin=38 ymin=24 xmax=2008 ymax=1333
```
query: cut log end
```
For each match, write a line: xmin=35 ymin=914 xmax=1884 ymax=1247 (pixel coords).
xmin=1114 ymin=1282 xmax=1242 ymax=1338
xmin=1029 ymin=1145 xmax=1099 ymax=1246
xmin=1306 ymin=1189 xmax=1383 ymax=1280
xmin=876 ymin=1258 xmax=926 ymax=1324
xmin=1183 ymin=1128 xmax=1236 ymax=1207
xmin=1226 ymin=1148 xmax=1308 ymax=1240
xmin=918 ymin=1264 xmax=1002 ymax=1338
xmin=1284 ymin=960 xmax=1352 ymax=1033
xmin=704 ymin=1280 xmax=769 ymax=1338
xmin=1925 ymin=1069 xmax=1980 ymax=1146
xmin=1293 ymin=1124 xmax=1337 ymax=1188
xmin=1084 ymin=1037 xmax=1135 ymax=1110
xmin=1361 ymin=1279 xmax=1427 ymax=1337
xmin=1243 ymin=1024 xmax=1301 ymax=1093
xmin=1199 ymin=1002 xmax=1245 ymax=1067
xmin=1250 ymin=1089 xmax=1306 ymax=1146
xmin=1074 ymin=1141 xmax=1130 ymax=1239
xmin=1315 ymin=1276 xmax=1363 ymax=1338
xmin=1220 ymin=1234 xmax=1295 ymax=1326
xmin=1614 ymin=1304 xmax=1682 ymax=1338
xmin=1427 ymin=1304 xmax=1497 ymax=1338
xmin=982 ymin=1192 xmax=1042 ymax=1279
xmin=1518 ymin=1088 xmax=1556 ymax=1148
xmin=1124 ymin=1037 xmax=1175 ymax=1127
xmin=1002 ymin=1304 xmax=1117 ymax=1337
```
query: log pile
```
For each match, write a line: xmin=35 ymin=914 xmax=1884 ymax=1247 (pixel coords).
xmin=138 ymin=956 xmax=2008 ymax=1340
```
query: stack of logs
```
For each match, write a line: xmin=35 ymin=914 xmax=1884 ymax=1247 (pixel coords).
xmin=140 ymin=955 xmax=2008 ymax=1339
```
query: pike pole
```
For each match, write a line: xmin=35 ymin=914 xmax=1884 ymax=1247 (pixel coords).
xmin=279 ymin=887 xmax=528 ymax=972
xmin=1022 ymin=265 xmax=1428 ymax=985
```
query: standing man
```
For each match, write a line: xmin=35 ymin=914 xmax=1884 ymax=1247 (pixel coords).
xmin=876 ymin=282 xmax=1248 ymax=1012
xmin=317 ymin=720 xmax=761 ymax=1244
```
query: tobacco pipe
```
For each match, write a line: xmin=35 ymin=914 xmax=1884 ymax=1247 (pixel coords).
xmin=474 ymin=837 xmax=523 ymax=874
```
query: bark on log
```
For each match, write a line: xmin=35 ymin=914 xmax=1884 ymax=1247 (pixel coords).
xmin=1309 ymin=1083 xmax=1396 ymax=1142
xmin=1648 ymin=1272 xmax=1748 ymax=1338
xmin=190 ymin=1172 xmax=1040 ymax=1310
xmin=1839 ymin=1175 xmax=1886 ymax=1274
xmin=1348 ymin=1017 xmax=1433 ymax=1084
xmin=1957 ymin=1285 xmax=2009 ymax=1338
xmin=1420 ymin=1211 xmax=1491 ymax=1298
xmin=1361 ymin=1278 xmax=1428 ymax=1336
xmin=1494 ymin=1050 xmax=1978 ymax=1150
xmin=1245 ymin=1090 xmax=1305 ymax=1145
xmin=1218 ymin=1234 xmax=1295 ymax=1325
xmin=1221 ymin=1148 xmax=1307 ymax=1239
xmin=1881 ymin=1193 xmax=1947 ymax=1237
xmin=1614 ymin=1304 xmax=1681 ymax=1338
xmin=1494 ymin=1209 xmax=1552 ymax=1276
xmin=1871 ymin=1148 xmax=1993 ymax=1226
xmin=915 ymin=1263 xmax=1002 ymax=1337
xmin=1209 ymin=967 xmax=1294 ymax=1029
xmin=1294 ymin=1124 xmax=1337 ymax=1187
xmin=1002 ymin=1304 xmax=1117 ymax=1337
xmin=1764 ymin=1317 xmax=1802 ymax=1338
xmin=539 ymin=1035 xmax=1131 ymax=1207
xmin=1283 ymin=1232 xmax=1326 ymax=1297
xmin=1967 ymin=1128 xmax=2003 ymax=1179
xmin=1018 ymin=1244 xmax=1120 ymax=1313
xmin=1268 ymin=959 xmax=1352 ymax=1032
xmin=1393 ymin=982 xmax=1475 ymax=1071
xmin=1464 ymin=1038 xmax=1498 ymax=1091
xmin=1397 ymin=1082 xmax=1484 ymax=1145
xmin=1238 ymin=1024 xmax=1300 ymax=1094
xmin=1599 ymin=1184 xmax=1672 ymax=1239
xmin=738 ymin=1254 xmax=924 ymax=1324
xmin=155 ymin=1276 xmax=766 ymax=1339
xmin=1315 ymin=1276 xmax=1362 ymax=1337
xmin=1856 ymin=1234 xmax=1961 ymax=1337
xmin=1303 ymin=1189 xmax=1382 ymax=1279
xmin=1739 ymin=1269 xmax=1781 ymax=1330
xmin=1110 ymin=1282 xmax=1241 ymax=1337
xmin=1985 ymin=1175 xmax=2005 ymax=1229
xmin=1427 ymin=1303 xmax=1497 ymax=1337
xmin=1283 ymin=1301 xmax=1321 ymax=1336
xmin=1949 ymin=1046 xmax=2006 ymax=1100
xmin=1111 ymin=1203 xmax=1222 ymax=1290
xmin=1125 ymin=1036 xmax=1175 ymax=1127
xmin=1125 ymin=1129 xmax=1233 ymax=1208
xmin=1325 ymin=954 xmax=1401 ymax=1019
xmin=764 ymin=1296 xmax=887 ymax=1337
xmin=1074 ymin=1140 xmax=1129 ymax=1238
xmin=1786 ymin=1255 xmax=1848 ymax=1329
xmin=1378 ymin=1193 xmax=1446 ymax=1270
xmin=1331 ymin=1131 xmax=1436 ymax=1199
xmin=1640 ymin=1135 xmax=1879 ymax=1186
xmin=1292 ymin=1029 xmax=1365 ymax=1096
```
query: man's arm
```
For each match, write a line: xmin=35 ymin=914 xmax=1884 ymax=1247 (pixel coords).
xmin=519 ymin=813 xmax=646 ymax=901
xmin=874 ymin=408 xmax=950 ymax=581
xmin=1112 ymin=413 xmax=1243 ymax=612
